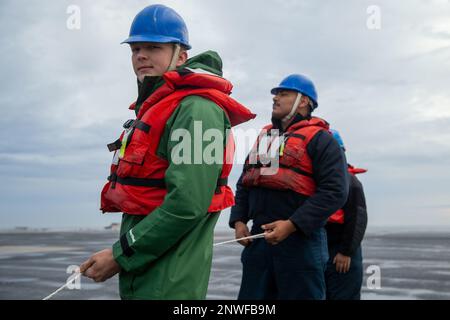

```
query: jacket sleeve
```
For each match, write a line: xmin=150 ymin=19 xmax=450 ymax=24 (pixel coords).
xmin=112 ymin=96 xmax=227 ymax=273
xmin=289 ymin=130 xmax=349 ymax=237
xmin=339 ymin=175 xmax=368 ymax=256
xmin=229 ymin=171 xmax=250 ymax=228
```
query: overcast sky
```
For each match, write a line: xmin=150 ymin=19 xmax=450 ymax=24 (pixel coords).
xmin=1 ymin=0 xmax=449 ymax=230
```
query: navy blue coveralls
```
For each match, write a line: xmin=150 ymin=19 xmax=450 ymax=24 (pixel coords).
xmin=325 ymin=171 xmax=368 ymax=300
xmin=229 ymin=114 xmax=349 ymax=300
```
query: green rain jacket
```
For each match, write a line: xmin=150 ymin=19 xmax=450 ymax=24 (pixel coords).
xmin=112 ymin=51 xmax=232 ymax=300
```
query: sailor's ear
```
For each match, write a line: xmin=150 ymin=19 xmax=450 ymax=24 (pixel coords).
xmin=176 ymin=49 xmax=188 ymax=67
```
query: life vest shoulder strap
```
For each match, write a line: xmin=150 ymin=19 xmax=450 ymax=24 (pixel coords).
xmin=286 ymin=123 xmax=327 ymax=147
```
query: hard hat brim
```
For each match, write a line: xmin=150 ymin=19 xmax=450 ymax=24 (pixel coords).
xmin=270 ymin=86 xmax=318 ymax=108
xmin=270 ymin=86 xmax=300 ymax=95
xmin=121 ymin=35 xmax=191 ymax=49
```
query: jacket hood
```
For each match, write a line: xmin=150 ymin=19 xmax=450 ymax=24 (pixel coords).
xmin=180 ymin=50 xmax=223 ymax=76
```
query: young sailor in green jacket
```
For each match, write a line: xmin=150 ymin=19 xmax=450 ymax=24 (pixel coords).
xmin=80 ymin=4 xmax=254 ymax=300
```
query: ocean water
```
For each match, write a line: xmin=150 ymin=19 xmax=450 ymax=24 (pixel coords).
xmin=0 ymin=230 xmax=449 ymax=300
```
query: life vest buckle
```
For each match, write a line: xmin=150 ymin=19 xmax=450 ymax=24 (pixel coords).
xmin=107 ymin=139 xmax=122 ymax=152
xmin=123 ymin=119 xmax=135 ymax=129
xmin=109 ymin=173 xmax=118 ymax=189
xmin=215 ymin=177 xmax=228 ymax=194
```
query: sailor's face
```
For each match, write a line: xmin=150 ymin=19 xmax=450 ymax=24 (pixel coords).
xmin=131 ymin=42 xmax=174 ymax=81
xmin=272 ymin=90 xmax=298 ymax=119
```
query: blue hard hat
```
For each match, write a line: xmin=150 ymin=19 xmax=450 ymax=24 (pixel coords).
xmin=122 ymin=4 xmax=191 ymax=49
xmin=330 ymin=129 xmax=346 ymax=151
xmin=271 ymin=74 xmax=318 ymax=108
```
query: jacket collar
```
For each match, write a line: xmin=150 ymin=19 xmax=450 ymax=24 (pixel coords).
xmin=271 ymin=113 xmax=312 ymax=132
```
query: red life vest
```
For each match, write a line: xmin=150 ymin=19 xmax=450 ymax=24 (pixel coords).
xmin=241 ymin=117 xmax=329 ymax=195
xmin=100 ymin=70 xmax=255 ymax=215
xmin=327 ymin=165 xmax=367 ymax=224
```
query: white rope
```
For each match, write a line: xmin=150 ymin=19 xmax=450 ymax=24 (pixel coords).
xmin=43 ymin=271 xmax=81 ymax=300
xmin=213 ymin=233 xmax=265 ymax=246
xmin=43 ymin=233 xmax=265 ymax=300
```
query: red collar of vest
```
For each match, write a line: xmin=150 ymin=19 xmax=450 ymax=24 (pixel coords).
xmin=129 ymin=70 xmax=233 ymax=110
xmin=348 ymin=164 xmax=367 ymax=175
xmin=263 ymin=117 xmax=329 ymax=132
xmin=129 ymin=70 xmax=255 ymax=126
xmin=164 ymin=70 xmax=233 ymax=93
xmin=287 ymin=116 xmax=330 ymax=132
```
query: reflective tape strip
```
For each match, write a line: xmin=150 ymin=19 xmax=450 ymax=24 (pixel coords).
xmin=129 ymin=229 xmax=136 ymax=244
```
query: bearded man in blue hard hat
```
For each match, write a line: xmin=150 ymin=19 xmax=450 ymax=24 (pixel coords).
xmin=325 ymin=129 xmax=368 ymax=300
xmin=79 ymin=4 xmax=255 ymax=299
xmin=229 ymin=74 xmax=349 ymax=299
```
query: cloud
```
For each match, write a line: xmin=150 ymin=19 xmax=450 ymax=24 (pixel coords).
xmin=1 ymin=0 xmax=450 ymax=229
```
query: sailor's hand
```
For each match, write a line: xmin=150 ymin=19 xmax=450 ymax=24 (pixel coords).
xmin=234 ymin=221 xmax=252 ymax=246
xmin=262 ymin=220 xmax=297 ymax=245
xmin=80 ymin=249 xmax=121 ymax=282
xmin=333 ymin=253 xmax=351 ymax=273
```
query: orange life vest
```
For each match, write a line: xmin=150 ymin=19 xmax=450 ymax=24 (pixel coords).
xmin=327 ymin=165 xmax=367 ymax=224
xmin=100 ymin=70 xmax=255 ymax=215
xmin=241 ymin=117 xmax=329 ymax=195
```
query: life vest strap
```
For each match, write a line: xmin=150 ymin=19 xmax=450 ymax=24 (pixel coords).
xmin=285 ymin=133 xmax=306 ymax=140
xmin=132 ymin=120 xmax=151 ymax=133
xmin=279 ymin=164 xmax=314 ymax=178
xmin=107 ymin=139 xmax=122 ymax=152
xmin=215 ymin=177 xmax=228 ymax=194
xmin=244 ymin=163 xmax=264 ymax=171
xmin=107 ymin=120 xmax=151 ymax=153
xmin=109 ymin=174 xmax=228 ymax=192
xmin=122 ymin=119 xmax=151 ymax=133
xmin=244 ymin=163 xmax=313 ymax=179
xmin=108 ymin=174 xmax=166 ymax=189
